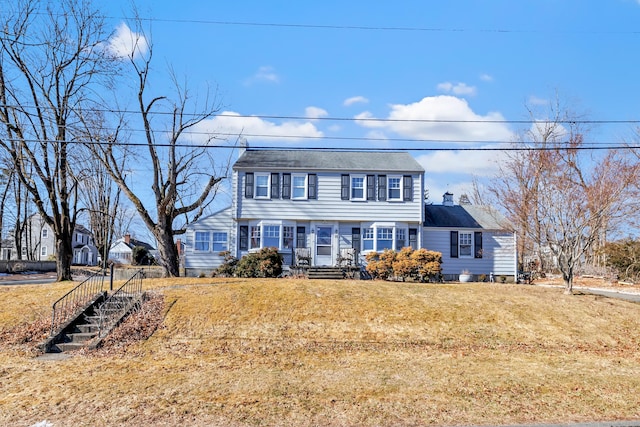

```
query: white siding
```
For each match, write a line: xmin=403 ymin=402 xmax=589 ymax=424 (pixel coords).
xmin=238 ymin=172 xmax=423 ymax=222
xmin=184 ymin=208 xmax=234 ymax=275
xmin=423 ymin=228 xmax=516 ymax=277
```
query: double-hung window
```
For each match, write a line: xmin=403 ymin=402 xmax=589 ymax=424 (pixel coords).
xmin=377 ymin=228 xmax=394 ymax=251
xmin=362 ymin=228 xmax=374 ymax=250
xmin=396 ymin=228 xmax=407 ymax=249
xmin=42 ymin=228 xmax=48 ymax=238
xmin=292 ymin=174 xmax=307 ymax=199
xmin=194 ymin=231 xmax=210 ymax=251
xmin=459 ymin=232 xmax=473 ymax=257
xmin=263 ymin=225 xmax=280 ymax=248
xmin=351 ymin=174 xmax=365 ymax=200
xmin=249 ymin=221 xmax=297 ymax=251
xmin=450 ymin=231 xmax=482 ymax=258
xmin=388 ymin=176 xmax=402 ymax=201
xmin=250 ymin=226 xmax=261 ymax=249
xmin=254 ymin=173 xmax=270 ymax=199
xmin=360 ymin=223 xmax=412 ymax=252
xmin=212 ymin=232 xmax=228 ymax=252
xmin=283 ymin=226 xmax=294 ymax=249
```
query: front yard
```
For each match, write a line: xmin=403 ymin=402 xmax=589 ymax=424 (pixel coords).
xmin=1 ymin=277 xmax=640 ymax=426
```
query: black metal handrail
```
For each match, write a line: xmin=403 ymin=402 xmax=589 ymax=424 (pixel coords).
xmin=97 ymin=269 xmax=144 ymax=337
xmin=50 ymin=270 xmax=106 ymax=336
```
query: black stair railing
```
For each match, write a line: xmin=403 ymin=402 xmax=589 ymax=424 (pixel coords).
xmin=97 ymin=269 xmax=144 ymax=338
xmin=50 ymin=270 xmax=106 ymax=336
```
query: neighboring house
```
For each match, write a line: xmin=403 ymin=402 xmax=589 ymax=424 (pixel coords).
xmin=183 ymin=148 xmax=517 ymax=280
xmin=72 ymin=224 xmax=100 ymax=266
xmin=108 ymin=234 xmax=156 ymax=265
xmin=423 ymin=192 xmax=517 ymax=281
xmin=184 ymin=149 xmax=425 ymax=275
xmin=0 ymin=213 xmax=99 ymax=265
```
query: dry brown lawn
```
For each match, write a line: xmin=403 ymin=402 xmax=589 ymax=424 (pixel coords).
xmin=2 ymin=277 xmax=640 ymax=426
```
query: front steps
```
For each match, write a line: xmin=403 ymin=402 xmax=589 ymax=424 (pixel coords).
xmin=46 ymin=300 xmax=104 ymax=353
xmin=308 ymin=267 xmax=344 ymax=280
xmin=45 ymin=294 xmax=139 ymax=353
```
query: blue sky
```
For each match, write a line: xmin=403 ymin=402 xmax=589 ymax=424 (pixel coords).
xmin=102 ymin=0 xmax=640 ymax=210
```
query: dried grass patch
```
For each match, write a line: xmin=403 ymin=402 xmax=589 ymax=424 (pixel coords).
xmin=2 ymin=279 xmax=640 ymax=426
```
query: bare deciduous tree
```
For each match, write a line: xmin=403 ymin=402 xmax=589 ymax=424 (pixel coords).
xmin=0 ymin=0 xmax=113 ymax=280
xmin=490 ymin=99 xmax=639 ymax=293
xmin=87 ymin=22 xmax=228 ymax=277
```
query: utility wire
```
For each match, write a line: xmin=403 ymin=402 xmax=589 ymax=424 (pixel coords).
xmin=4 ymin=137 xmax=639 ymax=152
xmin=2 ymin=103 xmax=639 ymax=125
xmin=108 ymin=16 xmax=640 ymax=36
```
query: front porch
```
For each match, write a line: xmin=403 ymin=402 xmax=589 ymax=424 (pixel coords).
xmin=287 ymin=247 xmax=362 ymax=279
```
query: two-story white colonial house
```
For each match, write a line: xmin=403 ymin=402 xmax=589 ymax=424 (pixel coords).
xmin=184 ymin=148 xmax=517 ymax=281
xmin=184 ymin=149 xmax=425 ymax=274
xmin=3 ymin=213 xmax=99 ymax=265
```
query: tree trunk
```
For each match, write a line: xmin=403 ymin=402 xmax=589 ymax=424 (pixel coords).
xmin=563 ymin=273 xmax=573 ymax=295
xmin=155 ymin=229 xmax=180 ymax=277
xmin=56 ymin=236 xmax=73 ymax=281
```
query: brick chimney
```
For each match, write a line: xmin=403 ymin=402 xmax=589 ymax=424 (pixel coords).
xmin=124 ymin=233 xmax=131 ymax=245
xmin=176 ymin=239 xmax=182 ymax=257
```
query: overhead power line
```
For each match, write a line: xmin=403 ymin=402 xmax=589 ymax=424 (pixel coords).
xmin=107 ymin=16 xmax=640 ymax=36
xmin=1 ymin=103 xmax=639 ymax=125
xmin=4 ymin=137 xmax=640 ymax=152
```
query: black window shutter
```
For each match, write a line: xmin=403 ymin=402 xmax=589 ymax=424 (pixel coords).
xmin=239 ymin=226 xmax=249 ymax=250
xmin=244 ymin=173 xmax=254 ymax=198
xmin=352 ymin=228 xmax=361 ymax=251
xmin=403 ymin=175 xmax=413 ymax=201
xmin=450 ymin=231 xmax=459 ymax=258
xmin=308 ymin=174 xmax=317 ymax=199
xmin=378 ymin=175 xmax=386 ymax=201
xmin=282 ymin=173 xmax=291 ymax=199
xmin=367 ymin=175 xmax=375 ymax=201
xmin=271 ymin=173 xmax=280 ymax=199
xmin=409 ymin=228 xmax=418 ymax=250
xmin=474 ymin=232 xmax=483 ymax=258
xmin=341 ymin=174 xmax=349 ymax=200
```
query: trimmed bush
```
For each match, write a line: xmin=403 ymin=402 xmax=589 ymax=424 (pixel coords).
xmin=214 ymin=251 xmax=238 ymax=277
xmin=365 ymin=247 xmax=442 ymax=282
xmin=235 ymin=247 xmax=283 ymax=278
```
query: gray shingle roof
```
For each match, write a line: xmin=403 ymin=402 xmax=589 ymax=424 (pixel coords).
xmin=424 ymin=204 xmax=512 ymax=230
xmin=233 ymin=149 xmax=424 ymax=173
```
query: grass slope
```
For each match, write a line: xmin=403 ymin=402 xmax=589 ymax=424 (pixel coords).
xmin=1 ymin=278 xmax=640 ymax=426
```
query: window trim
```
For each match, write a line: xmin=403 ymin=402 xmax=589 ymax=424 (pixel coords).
xmin=248 ymin=220 xmax=297 ymax=251
xmin=360 ymin=222 xmax=409 ymax=253
xmin=212 ymin=231 xmax=228 ymax=253
xmin=387 ymin=175 xmax=403 ymax=201
xmin=350 ymin=174 xmax=366 ymax=201
xmin=459 ymin=232 xmax=473 ymax=258
xmin=291 ymin=173 xmax=308 ymax=200
xmin=194 ymin=231 xmax=211 ymax=252
xmin=254 ymin=172 xmax=271 ymax=199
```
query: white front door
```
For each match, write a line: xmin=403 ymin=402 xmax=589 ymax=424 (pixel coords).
xmin=315 ymin=226 xmax=333 ymax=266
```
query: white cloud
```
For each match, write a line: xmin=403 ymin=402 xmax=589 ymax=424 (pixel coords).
xmin=528 ymin=95 xmax=548 ymax=106
xmin=437 ymin=82 xmax=477 ymax=96
xmin=355 ymin=95 xmax=513 ymax=142
xmin=305 ymin=106 xmax=328 ymax=119
xmin=244 ymin=66 xmax=279 ymax=85
xmin=415 ymin=149 xmax=506 ymax=178
xmin=480 ymin=73 xmax=493 ymax=82
xmin=189 ymin=111 xmax=323 ymax=144
xmin=107 ymin=23 xmax=148 ymax=59
xmin=344 ymin=96 xmax=369 ymax=106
